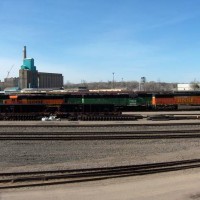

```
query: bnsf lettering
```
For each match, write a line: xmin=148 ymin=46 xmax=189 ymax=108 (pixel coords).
xmin=28 ymin=100 xmax=42 ymax=104
xmin=176 ymin=97 xmax=193 ymax=104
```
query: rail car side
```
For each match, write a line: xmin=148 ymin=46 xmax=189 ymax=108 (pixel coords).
xmin=1 ymin=91 xmax=200 ymax=120
xmin=152 ymin=92 xmax=200 ymax=110
xmin=0 ymin=94 xmax=122 ymax=120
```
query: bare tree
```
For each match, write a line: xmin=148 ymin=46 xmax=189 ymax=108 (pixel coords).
xmin=64 ymin=81 xmax=176 ymax=91
xmin=190 ymin=80 xmax=200 ymax=90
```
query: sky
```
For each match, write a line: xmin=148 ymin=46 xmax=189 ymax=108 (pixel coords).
xmin=0 ymin=0 xmax=200 ymax=84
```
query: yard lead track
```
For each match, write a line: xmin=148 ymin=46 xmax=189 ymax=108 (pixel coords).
xmin=2 ymin=122 xmax=200 ymax=140
xmin=1 ymin=129 xmax=200 ymax=140
xmin=1 ymin=120 xmax=200 ymax=128
xmin=1 ymin=159 xmax=200 ymax=190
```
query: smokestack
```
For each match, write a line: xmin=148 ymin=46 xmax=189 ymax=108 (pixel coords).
xmin=23 ymin=46 xmax=27 ymax=59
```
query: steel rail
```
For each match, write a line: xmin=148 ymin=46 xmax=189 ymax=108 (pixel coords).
xmin=1 ymin=159 xmax=200 ymax=189
xmin=1 ymin=129 xmax=200 ymax=135
xmin=1 ymin=122 xmax=200 ymax=128
xmin=1 ymin=134 xmax=200 ymax=140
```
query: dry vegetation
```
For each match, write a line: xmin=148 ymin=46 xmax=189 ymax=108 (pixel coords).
xmin=64 ymin=81 xmax=177 ymax=91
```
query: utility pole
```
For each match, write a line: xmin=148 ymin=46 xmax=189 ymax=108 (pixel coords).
xmin=112 ymin=72 xmax=115 ymax=89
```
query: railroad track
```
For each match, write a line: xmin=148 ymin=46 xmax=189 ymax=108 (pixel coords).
xmin=1 ymin=113 xmax=200 ymax=122
xmin=1 ymin=122 xmax=200 ymax=140
xmin=1 ymin=159 xmax=200 ymax=190
xmin=0 ymin=118 xmax=200 ymax=127
xmin=1 ymin=129 xmax=200 ymax=140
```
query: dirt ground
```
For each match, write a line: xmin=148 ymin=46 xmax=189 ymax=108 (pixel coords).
xmin=1 ymin=168 xmax=200 ymax=200
xmin=1 ymin=118 xmax=200 ymax=199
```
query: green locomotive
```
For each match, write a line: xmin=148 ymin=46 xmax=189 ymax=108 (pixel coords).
xmin=64 ymin=92 xmax=153 ymax=111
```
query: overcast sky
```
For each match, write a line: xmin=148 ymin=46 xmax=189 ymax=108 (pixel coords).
xmin=1 ymin=0 xmax=200 ymax=83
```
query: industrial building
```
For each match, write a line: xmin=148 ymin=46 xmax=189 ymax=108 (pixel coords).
xmin=0 ymin=46 xmax=64 ymax=91
xmin=38 ymin=72 xmax=63 ymax=88
xmin=19 ymin=46 xmax=63 ymax=89
xmin=0 ymin=77 xmax=19 ymax=91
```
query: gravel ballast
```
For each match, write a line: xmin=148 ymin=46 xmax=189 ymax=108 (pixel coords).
xmin=0 ymin=136 xmax=200 ymax=172
xmin=1 ymin=121 xmax=200 ymax=173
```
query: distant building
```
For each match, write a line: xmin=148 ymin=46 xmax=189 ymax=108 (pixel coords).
xmin=19 ymin=69 xmax=38 ymax=89
xmin=0 ymin=77 xmax=19 ymax=90
xmin=4 ymin=77 xmax=19 ymax=88
xmin=4 ymin=87 xmax=20 ymax=94
xmin=177 ymin=84 xmax=193 ymax=91
xmin=19 ymin=46 xmax=63 ymax=89
xmin=38 ymin=72 xmax=63 ymax=88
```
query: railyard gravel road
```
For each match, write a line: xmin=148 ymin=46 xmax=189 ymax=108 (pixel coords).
xmin=0 ymin=120 xmax=200 ymax=173
xmin=1 ymin=118 xmax=200 ymax=200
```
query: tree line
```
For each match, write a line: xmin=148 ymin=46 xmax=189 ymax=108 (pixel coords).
xmin=64 ymin=81 xmax=177 ymax=91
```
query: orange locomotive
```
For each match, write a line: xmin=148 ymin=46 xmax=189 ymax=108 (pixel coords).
xmin=152 ymin=92 xmax=200 ymax=110
xmin=3 ymin=94 xmax=64 ymax=105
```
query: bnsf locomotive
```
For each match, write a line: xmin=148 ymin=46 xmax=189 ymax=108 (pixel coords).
xmin=152 ymin=92 xmax=200 ymax=110
xmin=1 ymin=91 xmax=200 ymax=120
xmin=0 ymin=92 xmax=136 ymax=120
